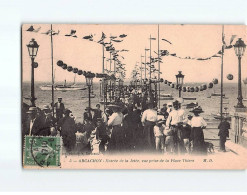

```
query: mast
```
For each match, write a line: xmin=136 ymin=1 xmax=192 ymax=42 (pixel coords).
xmin=158 ymin=24 xmax=160 ymax=108
xmin=73 ymin=74 xmax=76 ymax=85
xmin=51 ymin=24 xmax=55 ymax=118
xmin=220 ymin=25 xmax=224 ymax=121
xmin=141 ymin=55 xmax=143 ymax=86
xmin=145 ymin=48 xmax=147 ymax=80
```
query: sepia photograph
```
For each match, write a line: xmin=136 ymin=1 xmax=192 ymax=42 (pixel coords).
xmin=21 ymin=24 xmax=247 ymax=169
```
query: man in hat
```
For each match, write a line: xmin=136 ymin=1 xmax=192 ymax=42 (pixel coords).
xmin=58 ymin=109 xmax=76 ymax=153
xmin=39 ymin=105 xmax=56 ymax=136
xmin=141 ymin=102 xmax=158 ymax=151
xmin=24 ymin=107 xmax=43 ymax=136
xmin=92 ymin=104 xmax=103 ymax=125
xmin=95 ymin=118 xmax=109 ymax=153
xmin=54 ymin=97 xmax=65 ymax=120
xmin=166 ymin=100 xmax=185 ymax=154
xmin=218 ymin=117 xmax=230 ymax=152
xmin=83 ymin=107 xmax=92 ymax=123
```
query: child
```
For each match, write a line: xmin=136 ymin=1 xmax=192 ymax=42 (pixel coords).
xmin=153 ymin=119 xmax=165 ymax=153
xmin=182 ymin=115 xmax=193 ymax=154
xmin=164 ymin=127 xmax=175 ymax=154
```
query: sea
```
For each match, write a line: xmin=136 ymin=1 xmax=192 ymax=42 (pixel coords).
xmin=22 ymin=81 xmax=247 ymax=123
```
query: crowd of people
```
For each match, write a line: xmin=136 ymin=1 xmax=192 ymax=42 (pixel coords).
xmin=22 ymin=86 xmax=230 ymax=155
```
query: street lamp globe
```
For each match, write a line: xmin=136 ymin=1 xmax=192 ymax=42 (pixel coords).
xmin=176 ymin=71 xmax=185 ymax=87
xmin=234 ymin=38 xmax=246 ymax=57
xmin=27 ymin=38 xmax=39 ymax=58
xmin=85 ymin=72 xmax=94 ymax=86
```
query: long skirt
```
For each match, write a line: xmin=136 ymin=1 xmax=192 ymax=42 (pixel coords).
xmin=143 ymin=121 xmax=155 ymax=151
xmin=108 ymin=125 xmax=124 ymax=153
xmin=190 ymin=127 xmax=206 ymax=155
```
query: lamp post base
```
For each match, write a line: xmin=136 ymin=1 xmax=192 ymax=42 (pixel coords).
xmin=235 ymin=106 xmax=247 ymax=113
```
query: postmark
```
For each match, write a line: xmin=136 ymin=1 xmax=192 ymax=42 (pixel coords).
xmin=23 ymin=136 xmax=62 ymax=167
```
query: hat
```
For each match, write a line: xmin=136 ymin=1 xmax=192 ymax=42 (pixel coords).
xmin=173 ymin=100 xmax=179 ymax=106
xmin=163 ymin=103 xmax=167 ymax=106
xmin=190 ymin=106 xmax=204 ymax=113
xmin=58 ymin=97 xmax=62 ymax=100
xmin=26 ymin=107 xmax=37 ymax=114
xmin=64 ymin=109 xmax=72 ymax=114
xmin=42 ymin=105 xmax=50 ymax=110
xmin=85 ymin=107 xmax=91 ymax=111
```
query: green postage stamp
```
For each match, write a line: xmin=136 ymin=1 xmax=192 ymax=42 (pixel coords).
xmin=23 ymin=136 xmax=62 ymax=167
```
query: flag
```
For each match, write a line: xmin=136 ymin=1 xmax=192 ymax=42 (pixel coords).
xmin=161 ymin=38 xmax=172 ymax=44
xmin=222 ymin=33 xmax=226 ymax=45
xmin=112 ymin=39 xmax=123 ymax=42
xmin=110 ymin=36 xmax=117 ymax=39
xmin=26 ymin=25 xmax=34 ymax=31
xmin=65 ymin=30 xmax=77 ymax=37
xmin=225 ymin=45 xmax=233 ymax=49
xmin=42 ymin=30 xmax=52 ymax=35
xmin=212 ymin=54 xmax=221 ymax=58
xmin=119 ymin=34 xmax=127 ymax=38
xmin=230 ymin=35 xmax=237 ymax=45
xmin=83 ymin=34 xmax=93 ymax=39
xmin=52 ymin=30 xmax=60 ymax=35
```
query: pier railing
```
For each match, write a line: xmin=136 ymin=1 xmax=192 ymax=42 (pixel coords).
xmin=231 ymin=112 xmax=247 ymax=148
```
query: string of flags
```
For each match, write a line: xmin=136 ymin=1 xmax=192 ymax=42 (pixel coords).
xmin=26 ymin=25 xmax=128 ymax=77
xmin=156 ymin=35 xmax=237 ymax=61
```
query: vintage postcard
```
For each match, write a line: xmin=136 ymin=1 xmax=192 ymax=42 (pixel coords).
xmin=22 ymin=24 xmax=247 ymax=169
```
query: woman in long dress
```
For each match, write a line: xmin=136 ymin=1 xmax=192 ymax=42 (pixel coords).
xmin=190 ymin=106 xmax=207 ymax=155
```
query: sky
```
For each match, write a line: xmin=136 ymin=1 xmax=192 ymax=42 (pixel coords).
xmin=22 ymin=24 xmax=247 ymax=84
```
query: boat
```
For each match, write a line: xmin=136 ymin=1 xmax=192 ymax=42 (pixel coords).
xmin=183 ymin=97 xmax=197 ymax=100
xmin=40 ymin=79 xmax=87 ymax=91
xmin=212 ymin=107 xmax=231 ymax=120
xmin=211 ymin=93 xmax=225 ymax=97
xmin=212 ymin=113 xmax=231 ymax=120
xmin=81 ymin=93 xmax=96 ymax=98
xmin=160 ymin=94 xmax=174 ymax=100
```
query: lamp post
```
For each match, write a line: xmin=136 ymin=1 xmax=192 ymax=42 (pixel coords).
xmin=85 ymin=72 xmax=94 ymax=109
xmin=145 ymin=48 xmax=150 ymax=80
xmin=175 ymin=71 xmax=185 ymax=98
xmin=26 ymin=38 xmax=39 ymax=107
xmin=234 ymin=38 xmax=246 ymax=109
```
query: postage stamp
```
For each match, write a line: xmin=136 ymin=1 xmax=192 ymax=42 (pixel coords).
xmin=23 ymin=136 xmax=62 ymax=167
